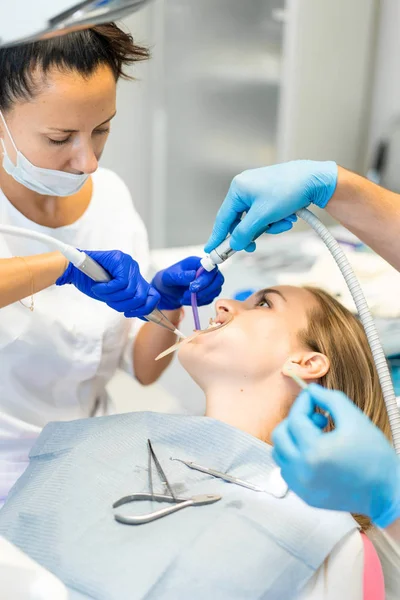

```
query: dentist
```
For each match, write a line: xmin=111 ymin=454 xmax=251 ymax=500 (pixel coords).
xmin=0 ymin=24 xmax=223 ymax=504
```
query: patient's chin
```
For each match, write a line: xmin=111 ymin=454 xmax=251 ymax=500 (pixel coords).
xmin=178 ymin=342 xmax=218 ymax=386
xmin=177 ymin=342 xmax=198 ymax=371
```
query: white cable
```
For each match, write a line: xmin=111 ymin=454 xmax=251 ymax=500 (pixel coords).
xmin=297 ymin=208 xmax=400 ymax=455
xmin=0 ymin=224 xmax=85 ymax=266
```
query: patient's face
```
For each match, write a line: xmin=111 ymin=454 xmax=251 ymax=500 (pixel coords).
xmin=179 ymin=285 xmax=318 ymax=384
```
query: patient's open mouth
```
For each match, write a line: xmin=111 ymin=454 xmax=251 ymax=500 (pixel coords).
xmin=155 ymin=315 xmax=233 ymax=361
xmin=213 ymin=312 xmax=231 ymax=326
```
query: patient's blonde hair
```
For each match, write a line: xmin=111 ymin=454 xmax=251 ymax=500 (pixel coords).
xmin=299 ymin=286 xmax=391 ymax=532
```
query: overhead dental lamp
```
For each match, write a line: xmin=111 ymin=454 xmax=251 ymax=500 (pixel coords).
xmin=0 ymin=0 xmax=152 ymax=48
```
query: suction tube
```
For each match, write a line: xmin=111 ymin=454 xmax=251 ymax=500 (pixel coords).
xmin=297 ymin=208 xmax=400 ymax=455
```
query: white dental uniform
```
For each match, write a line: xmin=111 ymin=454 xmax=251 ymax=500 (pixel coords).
xmin=0 ymin=167 xmax=149 ymax=502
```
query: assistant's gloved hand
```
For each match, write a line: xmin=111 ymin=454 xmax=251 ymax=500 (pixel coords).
xmin=205 ymin=160 xmax=338 ymax=253
xmin=151 ymin=256 xmax=224 ymax=310
xmin=56 ymin=250 xmax=160 ymax=318
xmin=272 ymin=383 xmax=400 ymax=528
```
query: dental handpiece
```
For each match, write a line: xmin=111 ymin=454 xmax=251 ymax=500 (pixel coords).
xmin=200 ymin=236 xmax=236 ymax=272
xmin=0 ymin=223 xmax=186 ymax=337
xmin=70 ymin=254 xmax=185 ymax=337
xmin=144 ymin=307 xmax=185 ymax=338
xmin=75 ymin=254 xmax=185 ymax=337
xmin=201 ymin=225 xmax=271 ymax=271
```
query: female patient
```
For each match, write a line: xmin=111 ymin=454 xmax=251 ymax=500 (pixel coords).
xmin=0 ymin=285 xmax=390 ymax=599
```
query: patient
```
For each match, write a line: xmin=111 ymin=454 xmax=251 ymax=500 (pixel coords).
xmin=0 ymin=285 xmax=390 ymax=600
xmin=182 ymin=285 xmax=390 ymax=532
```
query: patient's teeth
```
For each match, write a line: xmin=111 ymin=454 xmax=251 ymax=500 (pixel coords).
xmin=155 ymin=315 xmax=233 ymax=361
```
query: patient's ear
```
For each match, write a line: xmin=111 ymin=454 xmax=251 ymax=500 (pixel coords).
xmin=283 ymin=353 xmax=330 ymax=382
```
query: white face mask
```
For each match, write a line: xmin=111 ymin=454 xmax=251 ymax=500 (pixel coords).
xmin=0 ymin=111 xmax=91 ymax=197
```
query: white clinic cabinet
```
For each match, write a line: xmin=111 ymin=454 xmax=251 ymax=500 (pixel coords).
xmin=102 ymin=0 xmax=379 ymax=248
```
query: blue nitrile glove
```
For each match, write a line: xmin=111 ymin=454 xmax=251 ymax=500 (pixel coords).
xmin=205 ymin=160 xmax=338 ymax=253
xmin=56 ymin=250 xmax=160 ymax=318
xmin=271 ymin=383 xmax=400 ymax=528
xmin=151 ymin=256 xmax=224 ymax=310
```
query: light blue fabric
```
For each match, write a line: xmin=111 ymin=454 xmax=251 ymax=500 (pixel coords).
xmin=0 ymin=412 xmax=358 ymax=600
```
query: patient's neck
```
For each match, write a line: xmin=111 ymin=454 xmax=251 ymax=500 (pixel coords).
xmin=204 ymin=373 xmax=291 ymax=444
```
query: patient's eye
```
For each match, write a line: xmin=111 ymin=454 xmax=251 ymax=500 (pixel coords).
xmin=257 ymin=295 xmax=272 ymax=308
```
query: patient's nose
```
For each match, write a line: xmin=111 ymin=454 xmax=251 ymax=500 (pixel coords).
xmin=215 ymin=299 xmax=245 ymax=317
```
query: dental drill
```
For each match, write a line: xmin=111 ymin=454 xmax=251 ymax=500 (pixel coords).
xmin=202 ymin=210 xmax=400 ymax=455
xmin=0 ymin=224 xmax=184 ymax=338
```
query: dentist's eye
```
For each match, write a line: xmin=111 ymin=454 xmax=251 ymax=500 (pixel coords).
xmin=94 ymin=128 xmax=110 ymax=136
xmin=48 ymin=137 xmax=70 ymax=146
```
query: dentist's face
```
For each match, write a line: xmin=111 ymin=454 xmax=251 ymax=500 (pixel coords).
xmin=0 ymin=64 xmax=116 ymax=175
xmin=178 ymin=285 xmax=319 ymax=385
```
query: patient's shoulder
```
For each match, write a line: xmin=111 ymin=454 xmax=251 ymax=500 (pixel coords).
xmin=299 ymin=529 xmax=364 ymax=600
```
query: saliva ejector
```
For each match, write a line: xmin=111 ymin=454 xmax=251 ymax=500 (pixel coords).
xmin=0 ymin=224 xmax=184 ymax=338
xmin=202 ymin=209 xmax=400 ymax=455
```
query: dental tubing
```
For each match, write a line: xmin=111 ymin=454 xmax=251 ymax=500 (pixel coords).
xmin=0 ymin=224 xmax=110 ymax=282
xmin=202 ymin=208 xmax=400 ymax=455
xmin=191 ymin=267 xmax=204 ymax=330
xmin=297 ymin=209 xmax=400 ymax=454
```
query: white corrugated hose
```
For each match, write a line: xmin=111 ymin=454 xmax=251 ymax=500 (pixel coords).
xmin=297 ymin=208 xmax=400 ymax=454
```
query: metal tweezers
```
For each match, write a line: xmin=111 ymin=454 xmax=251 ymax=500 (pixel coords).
xmin=112 ymin=439 xmax=221 ymax=525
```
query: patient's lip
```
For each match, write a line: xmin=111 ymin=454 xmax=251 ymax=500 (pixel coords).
xmin=214 ymin=311 xmax=231 ymax=325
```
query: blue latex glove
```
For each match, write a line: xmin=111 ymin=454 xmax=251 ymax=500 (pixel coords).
xmin=272 ymin=383 xmax=400 ymax=528
xmin=205 ymin=160 xmax=338 ymax=253
xmin=56 ymin=250 xmax=160 ymax=318
xmin=151 ymin=256 xmax=224 ymax=310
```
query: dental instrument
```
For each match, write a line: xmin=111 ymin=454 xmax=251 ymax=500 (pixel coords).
xmin=200 ymin=236 xmax=236 ymax=272
xmin=148 ymin=439 xmax=176 ymax=500
xmin=113 ymin=493 xmax=221 ymax=525
xmin=112 ymin=439 xmax=221 ymax=525
xmin=284 ymin=367 xmax=309 ymax=391
xmin=144 ymin=308 xmax=186 ymax=337
xmin=155 ymin=330 xmax=205 ymax=361
xmin=202 ymin=209 xmax=400 ymax=455
xmin=287 ymin=372 xmax=308 ymax=390
xmin=170 ymin=457 xmax=267 ymax=493
xmin=0 ymin=224 xmax=185 ymax=338
xmin=170 ymin=458 xmax=288 ymax=498
xmin=154 ymin=315 xmax=233 ymax=361
xmin=285 ymin=366 xmax=330 ymax=428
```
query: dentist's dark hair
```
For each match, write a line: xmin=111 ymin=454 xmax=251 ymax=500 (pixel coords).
xmin=0 ymin=23 xmax=149 ymax=111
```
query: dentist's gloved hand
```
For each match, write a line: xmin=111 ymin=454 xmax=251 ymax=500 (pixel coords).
xmin=205 ymin=160 xmax=338 ymax=253
xmin=272 ymin=383 xmax=400 ymax=528
xmin=152 ymin=256 xmax=224 ymax=310
xmin=56 ymin=250 xmax=161 ymax=318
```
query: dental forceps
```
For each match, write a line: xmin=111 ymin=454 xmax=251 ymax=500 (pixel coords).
xmin=112 ymin=439 xmax=221 ymax=525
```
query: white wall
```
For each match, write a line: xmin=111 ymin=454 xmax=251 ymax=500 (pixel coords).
xmin=102 ymin=0 xmax=381 ymax=239
xmin=367 ymin=0 xmax=400 ymax=165
xmin=100 ymin=7 xmax=154 ymax=229
xmin=278 ymin=0 xmax=379 ymax=173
